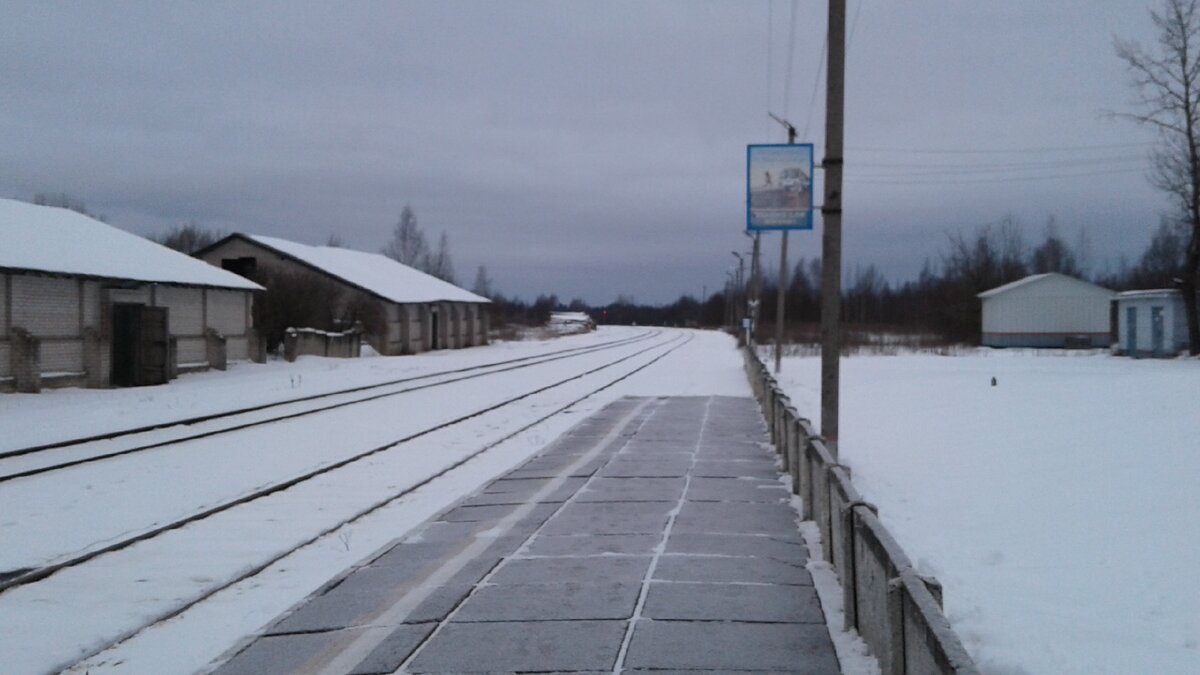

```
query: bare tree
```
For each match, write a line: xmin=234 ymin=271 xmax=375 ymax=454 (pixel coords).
xmin=381 ymin=205 xmax=428 ymax=266
xmin=1029 ymin=217 xmax=1082 ymax=277
xmin=154 ymin=221 xmax=224 ymax=254
xmin=1115 ymin=0 xmax=1200 ymax=353
xmin=472 ymin=265 xmax=494 ymax=298
xmin=32 ymin=192 xmax=106 ymax=222
xmin=424 ymin=231 xmax=456 ymax=283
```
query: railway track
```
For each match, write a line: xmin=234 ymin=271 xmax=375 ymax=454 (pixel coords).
xmin=0 ymin=329 xmax=659 ymax=483
xmin=2 ymin=330 xmax=691 ymax=675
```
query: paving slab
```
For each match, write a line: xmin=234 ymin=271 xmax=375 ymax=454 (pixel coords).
xmin=213 ymin=396 xmax=840 ymax=674
xmin=653 ymin=554 xmax=813 ymax=586
xmin=407 ymin=620 xmax=628 ymax=672
xmin=523 ymin=533 xmax=661 ymax=556
xmin=453 ymin=581 xmax=641 ymax=621
xmin=685 ymin=476 xmax=791 ymax=502
xmin=539 ymin=500 xmax=674 ymax=535
xmin=347 ymin=624 xmax=436 ymax=675
xmin=624 ymin=621 xmax=839 ymax=673
xmin=576 ymin=476 xmax=686 ymax=502
xmin=666 ymin=532 xmax=809 ymax=562
xmin=642 ymin=581 xmax=826 ymax=623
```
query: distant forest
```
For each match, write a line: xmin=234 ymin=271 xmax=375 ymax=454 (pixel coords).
xmin=574 ymin=215 xmax=1190 ymax=345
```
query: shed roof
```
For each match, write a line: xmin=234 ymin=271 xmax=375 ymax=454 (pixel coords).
xmin=1116 ymin=288 xmax=1181 ymax=300
xmin=241 ymin=234 xmax=490 ymax=305
xmin=0 ymin=198 xmax=261 ymax=290
xmin=977 ymin=272 xmax=1113 ymax=299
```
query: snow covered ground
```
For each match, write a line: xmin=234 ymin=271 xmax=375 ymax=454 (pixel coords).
xmin=773 ymin=348 xmax=1200 ymax=674
xmin=4 ymin=327 xmax=876 ymax=675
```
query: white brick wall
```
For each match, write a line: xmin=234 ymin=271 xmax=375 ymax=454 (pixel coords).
xmin=227 ymin=336 xmax=248 ymax=361
xmin=207 ymin=289 xmax=247 ymax=336
xmin=81 ymin=280 xmax=101 ymax=329
xmin=157 ymin=285 xmax=204 ymax=336
xmin=177 ymin=336 xmax=206 ymax=364
xmin=38 ymin=341 xmax=84 ymax=372
xmin=40 ymin=341 xmax=83 ymax=374
xmin=12 ymin=275 xmax=78 ymax=337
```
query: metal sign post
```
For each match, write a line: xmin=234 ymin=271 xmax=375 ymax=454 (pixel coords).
xmin=748 ymin=122 xmax=807 ymax=374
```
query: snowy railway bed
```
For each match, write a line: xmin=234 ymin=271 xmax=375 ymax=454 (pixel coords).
xmin=0 ymin=328 xmax=659 ymax=483
xmin=0 ymin=329 xmax=685 ymax=589
xmin=0 ymin=327 xmax=761 ymax=675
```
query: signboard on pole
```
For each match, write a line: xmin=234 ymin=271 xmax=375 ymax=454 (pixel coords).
xmin=746 ymin=143 xmax=814 ymax=231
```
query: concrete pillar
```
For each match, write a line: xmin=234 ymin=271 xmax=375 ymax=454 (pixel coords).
xmin=206 ymin=328 xmax=228 ymax=371
xmin=10 ymin=327 xmax=41 ymax=393
xmin=398 ymin=305 xmax=412 ymax=354
xmin=451 ymin=304 xmax=463 ymax=348
xmin=83 ymin=327 xmax=107 ymax=388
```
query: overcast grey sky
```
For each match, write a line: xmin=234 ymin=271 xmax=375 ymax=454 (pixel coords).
xmin=0 ymin=1 xmax=1171 ymax=304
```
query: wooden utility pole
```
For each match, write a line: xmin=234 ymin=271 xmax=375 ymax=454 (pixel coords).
xmin=821 ymin=0 xmax=845 ymax=456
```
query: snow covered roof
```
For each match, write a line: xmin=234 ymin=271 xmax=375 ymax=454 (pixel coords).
xmin=246 ymin=235 xmax=490 ymax=304
xmin=977 ymin=272 xmax=1112 ymax=299
xmin=1116 ymin=288 xmax=1181 ymax=300
xmin=0 ymin=198 xmax=261 ymax=290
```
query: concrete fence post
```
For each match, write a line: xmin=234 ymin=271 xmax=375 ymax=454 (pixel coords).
xmin=10 ymin=327 xmax=41 ymax=393
xmin=83 ymin=327 xmax=105 ymax=388
xmin=284 ymin=329 xmax=298 ymax=362
xmin=886 ymin=577 xmax=906 ymax=675
xmin=205 ymin=328 xmax=227 ymax=371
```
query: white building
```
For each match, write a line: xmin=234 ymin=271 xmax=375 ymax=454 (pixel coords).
xmin=977 ymin=273 xmax=1115 ymax=348
xmin=1115 ymin=289 xmax=1191 ymax=357
xmin=0 ymin=198 xmax=262 ymax=392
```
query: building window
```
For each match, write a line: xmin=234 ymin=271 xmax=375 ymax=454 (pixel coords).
xmin=221 ymin=257 xmax=257 ymax=278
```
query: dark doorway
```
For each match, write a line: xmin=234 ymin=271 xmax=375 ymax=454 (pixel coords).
xmin=430 ymin=308 xmax=440 ymax=350
xmin=111 ymin=303 xmax=170 ymax=387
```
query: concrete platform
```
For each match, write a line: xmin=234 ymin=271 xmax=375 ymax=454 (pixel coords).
xmin=214 ymin=396 xmax=841 ymax=674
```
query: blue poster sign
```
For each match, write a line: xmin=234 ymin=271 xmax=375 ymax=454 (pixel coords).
xmin=746 ymin=143 xmax=814 ymax=231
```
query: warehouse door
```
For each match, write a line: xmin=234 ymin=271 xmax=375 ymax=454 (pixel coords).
xmin=430 ymin=307 xmax=440 ymax=351
xmin=111 ymin=303 xmax=169 ymax=387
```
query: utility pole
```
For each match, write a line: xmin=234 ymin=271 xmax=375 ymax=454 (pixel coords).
xmin=732 ymin=252 xmax=746 ymax=343
xmin=821 ymin=0 xmax=846 ymax=456
xmin=767 ymin=113 xmax=797 ymax=373
xmin=747 ymin=232 xmax=761 ymax=344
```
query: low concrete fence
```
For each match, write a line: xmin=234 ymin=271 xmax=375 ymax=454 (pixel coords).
xmin=283 ymin=326 xmax=362 ymax=362
xmin=743 ymin=347 xmax=979 ymax=675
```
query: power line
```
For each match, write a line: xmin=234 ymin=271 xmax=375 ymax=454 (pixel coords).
xmin=848 ymin=0 xmax=864 ymax=47
xmin=847 ymin=141 xmax=1148 ymax=155
xmin=781 ymin=0 xmax=799 ymax=126
xmin=852 ymin=155 xmax=1134 ymax=173
xmin=845 ymin=166 xmax=1141 ymax=185
xmin=766 ymin=0 xmax=773 ymax=139
xmin=801 ymin=32 xmax=827 ymax=140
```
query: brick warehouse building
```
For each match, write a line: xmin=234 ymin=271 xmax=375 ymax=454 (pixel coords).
xmin=0 ymin=199 xmax=262 ymax=392
xmin=197 ymin=233 xmax=489 ymax=356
